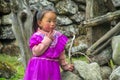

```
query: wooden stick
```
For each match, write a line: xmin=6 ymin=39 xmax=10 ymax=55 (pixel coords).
xmin=80 ymin=10 xmax=120 ymax=28
xmin=86 ymin=22 xmax=120 ymax=55
xmin=92 ymin=38 xmax=111 ymax=55
xmin=72 ymin=52 xmax=92 ymax=62
xmin=92 ymin=28 xmax=120 ymax=55
xmin=68 ymin=34 xmax=75 ymax=63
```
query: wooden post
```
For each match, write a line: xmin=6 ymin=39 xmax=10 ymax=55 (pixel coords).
xmin=85 ymin=0 xmax=112 ymax=47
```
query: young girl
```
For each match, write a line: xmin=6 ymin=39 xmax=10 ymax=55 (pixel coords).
xmin=24 ymin=8 xmax=74 ymax=80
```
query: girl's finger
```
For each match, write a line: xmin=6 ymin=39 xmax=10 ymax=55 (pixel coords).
xmin=48 ymin=30 xmax=53 ymax=36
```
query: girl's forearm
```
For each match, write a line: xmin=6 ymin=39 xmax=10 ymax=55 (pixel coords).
xmin=59 ymin=50 xmax=68 ymax=65
xmin=59 ymin=51 xmax=74 ymax=71
xmin=32 ymin=36 xmax=52 ymax=56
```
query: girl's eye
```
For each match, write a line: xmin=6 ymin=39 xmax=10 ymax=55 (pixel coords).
xmin=53 ymin=20 xmax=56 ymax=22
xmin=47 ymin=20 xmax=56 ymax=23
xmin=47 ymin=20 xmax=51 ymax=23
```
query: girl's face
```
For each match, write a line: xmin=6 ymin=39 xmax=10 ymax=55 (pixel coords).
xmin=38 ymin=11 xmax=57 ymax=32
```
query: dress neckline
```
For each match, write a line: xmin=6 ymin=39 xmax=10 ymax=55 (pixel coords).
xmin=37 ymin=28 xmax=56 ymax=35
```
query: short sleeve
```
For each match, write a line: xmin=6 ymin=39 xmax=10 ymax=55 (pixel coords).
xmin=56 ymin=34 xmax=69 ymax=53
xmin=29 ymin=33 xmax=43 ymax=49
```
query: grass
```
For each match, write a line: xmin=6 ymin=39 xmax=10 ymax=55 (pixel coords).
xmin=66 ymin=55 xmax=89 ymax=63
xmin=0 ymin=54 xmax=24 ymax=80
xmin=0 ymin=54 xmax=88 ymax=80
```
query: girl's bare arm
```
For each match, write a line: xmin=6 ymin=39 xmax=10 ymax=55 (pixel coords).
xmin=59 ymin=50 xmax=74 ymax=71
xmin=32 ymin=36 xmax=52 ymax=56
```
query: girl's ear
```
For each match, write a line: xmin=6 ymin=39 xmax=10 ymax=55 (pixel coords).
xmin=37 ymin=20 xmax=42 ymax=27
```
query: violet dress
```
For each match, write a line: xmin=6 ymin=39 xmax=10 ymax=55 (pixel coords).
xmin=24 ymin=30 xmax=68 ymax=80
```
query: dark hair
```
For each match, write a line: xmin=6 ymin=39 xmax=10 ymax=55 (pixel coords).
xmin=32 ymin=8 xmax=56 ymax=33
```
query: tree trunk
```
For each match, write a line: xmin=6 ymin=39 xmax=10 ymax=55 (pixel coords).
xmin=11 ymin=0 xmax=33 ymax=68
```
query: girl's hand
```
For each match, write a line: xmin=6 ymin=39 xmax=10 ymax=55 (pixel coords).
xmin=61 ymin=64 xmax=74 ymax=72
xmin=46 ymin=30 xmax=54 ymax=41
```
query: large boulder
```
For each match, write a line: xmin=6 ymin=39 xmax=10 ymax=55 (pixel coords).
xmin=109 ymin=66 xmax=120 ymax=80
xmin=112 ymin=35 xmax=120 ymax=65
xmin=74 ymin=61 xmax=102 ymax=80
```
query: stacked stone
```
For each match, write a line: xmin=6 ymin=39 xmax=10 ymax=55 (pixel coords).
xmin=0 ymin=0 xmax=19 ymax=55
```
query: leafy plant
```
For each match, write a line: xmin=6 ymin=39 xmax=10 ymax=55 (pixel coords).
xmin=0 ymin=54 xmax=24 ymax=80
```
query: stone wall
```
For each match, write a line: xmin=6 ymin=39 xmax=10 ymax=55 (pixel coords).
xmin=0 ymin=0 xmax=120 ymax=56
xmin=0 ymin=0 xmax=19 ymax=56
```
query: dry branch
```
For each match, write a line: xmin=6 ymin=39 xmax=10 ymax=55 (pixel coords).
xmin=86 ymin=22 xmax=120 ymax=55
xmin=68 ymin=34 xmax=75 ymax=64
xmin=81 ymin=10 xmax=120 ymax=28
xmin=91 ymin=38 xmax=111 ymax=55
xmin=92 ymin=26 xmax=120 ymax=55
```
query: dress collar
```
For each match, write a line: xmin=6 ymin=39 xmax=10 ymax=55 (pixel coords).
xmin=37 ymin=28 xmax=56 ymax=35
